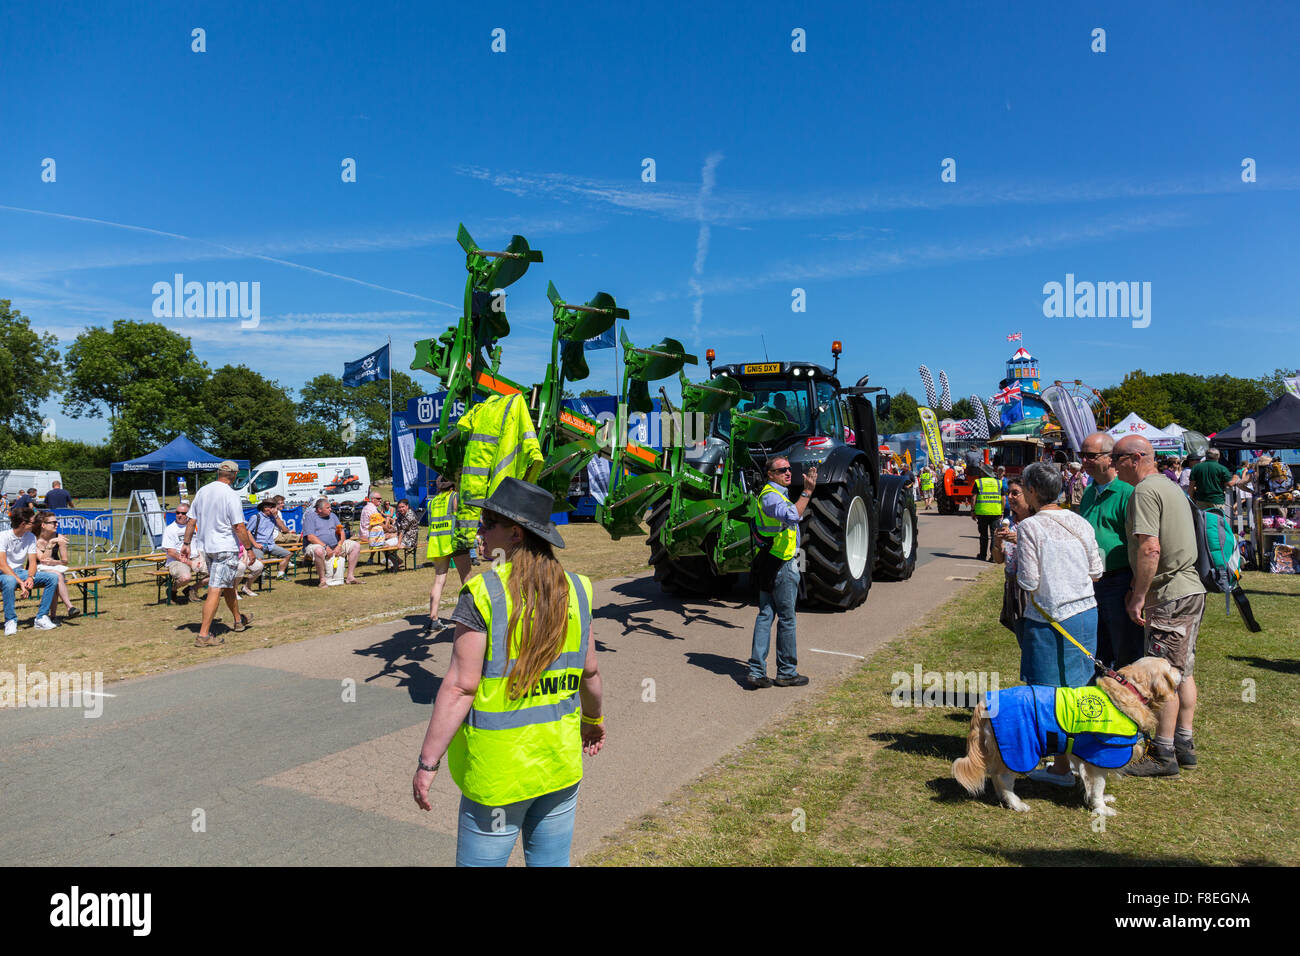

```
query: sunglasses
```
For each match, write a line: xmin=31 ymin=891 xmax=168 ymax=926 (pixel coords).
xmin=479 ymin=512 xmax=503 ymax=531
xmin=1080 ymin=452 xmax=1109 ymax=460
xmin=769 ymin=466 xmax=792 ymax=474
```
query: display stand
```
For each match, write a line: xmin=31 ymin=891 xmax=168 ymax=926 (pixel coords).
xmin=1255 ymin=494 xmax=1300 ymax=571
xmin=115 ymin=489 xmax=166 ymax=553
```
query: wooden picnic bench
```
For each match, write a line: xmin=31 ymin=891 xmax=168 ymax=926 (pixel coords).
xmin=63 ymin=564 xmax=111 ymax=618
xmin=103 ymin=552 xmax=165 ymax=586
xmin=362 ymin=542 xmax=417 ymax=572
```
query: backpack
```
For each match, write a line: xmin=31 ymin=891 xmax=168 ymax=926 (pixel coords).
xmin=1188 ymin=500 xmax=1241 ymax=618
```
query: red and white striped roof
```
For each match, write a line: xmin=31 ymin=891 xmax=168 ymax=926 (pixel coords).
xmin=1008 ymin=347 xmax=1035 ymax=361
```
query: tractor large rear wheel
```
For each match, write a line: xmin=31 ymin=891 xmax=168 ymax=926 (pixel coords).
xmin=874 ymin=488 xmax=918 ymax=581
xmin=646 ymin=499 xmax=736 ymax=597
xmin=802 ymin=460 xmax=876 ymax=610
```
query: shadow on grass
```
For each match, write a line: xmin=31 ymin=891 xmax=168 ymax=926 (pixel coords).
xmin=962 ymin=846 xmax=1278 ymax=867
xmin=350 ymin=615 xmax=447 ymax=704
xmin=925 ymin=774 xmax=1091 ymax=809
xmin=871 ymin=730 xmax=967 ymax=761
xmin=595 ymin=576 xmax=745 ymax=641
xmin=1226 ymin=655 xmax=1300 ymax=674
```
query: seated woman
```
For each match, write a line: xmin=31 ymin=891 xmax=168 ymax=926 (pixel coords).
xmin=32 ymin=511 xmax=82 ymax=620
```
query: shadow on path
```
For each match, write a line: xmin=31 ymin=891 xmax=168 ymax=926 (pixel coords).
xmin=594 ymin=577 xmax=746 ymax=641
xmin=351 ymin=615 xmax=450 ymax=704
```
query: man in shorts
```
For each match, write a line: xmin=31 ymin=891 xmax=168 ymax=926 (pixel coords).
xmin=1115 ymin=435 xmax=1206 ymax=777
xmin=162 ymin=503 xmax=207 ymax=602
xmin=183 ymin=461 xmax=259 ymax=646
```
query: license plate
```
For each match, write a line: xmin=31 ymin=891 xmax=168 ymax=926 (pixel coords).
xmin=743 ymin=363 xmax=781 ymax=374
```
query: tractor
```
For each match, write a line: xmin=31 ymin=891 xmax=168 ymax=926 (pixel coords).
xmin=620 ymin=342 xmax=919 ymax=610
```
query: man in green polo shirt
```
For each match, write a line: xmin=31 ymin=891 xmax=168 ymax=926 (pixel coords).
xmin=1188 ymin=447 xmax=1240 ymax=507
xmin=1078 ymin=431 xmax=1145 ymax=668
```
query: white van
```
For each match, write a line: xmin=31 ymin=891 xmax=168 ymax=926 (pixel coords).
xmin=0 ymin=469 xmax=65 ymax=499
xmin=231 ymin=457 xmax=372 ymax=511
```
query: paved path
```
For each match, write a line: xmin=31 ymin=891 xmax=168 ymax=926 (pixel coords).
xmin=1 ymin=512 xmax=990 ymax=865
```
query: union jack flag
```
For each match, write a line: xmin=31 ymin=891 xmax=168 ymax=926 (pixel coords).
xmin=1006 ymin=332 xmax=1023 ymax=342
xmin=993 ymin=382 xmax=1022 ymax=404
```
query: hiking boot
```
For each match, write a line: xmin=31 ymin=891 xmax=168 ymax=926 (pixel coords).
xmin=1122 ymin=743 xmax=1180 ymax=777
xmin=773 ymin=673 xmax=810 ymax=687
xmin=1174 ymin=737 xmax=1197 ymax=767
xmin=194 ymin=635 xmax=226 ymax=648
xmin=747 ymin=674 xmax=773 ymax=689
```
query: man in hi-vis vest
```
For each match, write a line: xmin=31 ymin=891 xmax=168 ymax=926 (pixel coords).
xmin=748 ymin=456 xmax=817 ymax=689
xmin=972 ymin=465 xmax=1003 ymax=561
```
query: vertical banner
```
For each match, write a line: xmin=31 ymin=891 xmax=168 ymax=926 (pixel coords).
xmin=918 ymin=406 xmax=945 ymax=466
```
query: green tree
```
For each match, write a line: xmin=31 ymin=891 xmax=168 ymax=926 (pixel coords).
xmin=878 ymin=388 xmax=920 ymax=434
xmin=1101 ymin=370 xmax=1173 ymax=429
xmin=1260 ymin=367 xmax=1300 ymax=399
xmin=578 ymin=388 xmax=611 ymax=398
xmin=62 ymin=319 xmax=209 ymax=457
xmin=948 ymin=398 xmax=976 ymax=422
xmin=200 ymin=364 xmax=302 ymax=462
xmin=0 ymin=300 xmax=64 ymax=440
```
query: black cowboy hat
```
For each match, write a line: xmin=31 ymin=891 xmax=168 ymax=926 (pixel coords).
xmin=468 ymin=477 xmax=565 ymax=549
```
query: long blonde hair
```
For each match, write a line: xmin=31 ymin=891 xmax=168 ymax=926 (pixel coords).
xmin=502 ymin=531 xmax=572 ymax=700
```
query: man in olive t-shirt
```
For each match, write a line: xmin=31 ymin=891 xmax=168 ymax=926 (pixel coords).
xmin=1188 ymin=448 xmax=1240 ymax=506
xmin=1114 ymin=435 xmax=1205 ymax=778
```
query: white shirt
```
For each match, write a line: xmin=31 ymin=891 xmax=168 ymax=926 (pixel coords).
xmin=188 ymin=481 xmax=247 ymax=554
xmin=1016 ymin=509 xmax=1104 ymax=623
xmin=162 ymin=520 xmax=187 ymax=554
xmin=1 ymin=529 xmax=36 ymax=569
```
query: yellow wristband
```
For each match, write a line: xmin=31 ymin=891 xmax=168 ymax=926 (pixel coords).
xmin=580 ymin=713 xmax=604 ymax=725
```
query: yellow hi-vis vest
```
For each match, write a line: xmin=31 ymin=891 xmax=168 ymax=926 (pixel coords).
xmin=426 ymin=490 xmax=456 ymax=559
xmin=754 ymin=482 xmax=798 ymax=561
xmin=919 ymin=471 xmax=934 ymax=492
xmin=974 ymin=476 xmax=1002 ymax=516
xmin=447 ymin=563 xmax=593 ymax=807
xmin=455 ymin=394 xmax=545 ymax=550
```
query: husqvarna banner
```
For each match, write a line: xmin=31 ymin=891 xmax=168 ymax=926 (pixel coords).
xmin=918 ymin=406 xmax=945 ymax=466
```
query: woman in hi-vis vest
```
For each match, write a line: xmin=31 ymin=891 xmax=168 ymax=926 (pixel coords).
xmin=423 ymin=473 xmax=472 ymax=637
xmin=411 ymin=478 xmax=606 ymax=866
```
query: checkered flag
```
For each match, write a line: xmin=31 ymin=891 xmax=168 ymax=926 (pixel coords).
xmin=983 ymin=396 xmax=1001 ymax=432
xmin=938 ymin=370 xmax=952 ymax=411
xmin=968 ymin=394 xmax=989 ymax=440
xmin=918 ymin=364 xmax=939 ymax=408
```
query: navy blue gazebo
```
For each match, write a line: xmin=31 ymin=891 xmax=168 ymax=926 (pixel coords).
xmin=109 ymin=434 xmax=249 ymax=508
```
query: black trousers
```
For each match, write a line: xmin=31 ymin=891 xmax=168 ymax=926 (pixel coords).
xmin=975 ymin=515 xmax=999 ymax=559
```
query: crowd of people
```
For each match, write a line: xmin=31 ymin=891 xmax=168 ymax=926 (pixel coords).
xmin=983 ymin=432 xmax=1227 ymax=781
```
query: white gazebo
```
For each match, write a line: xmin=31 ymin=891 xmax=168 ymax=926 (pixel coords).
xmin=1108 ymin=413 xmax=1183 ymax=453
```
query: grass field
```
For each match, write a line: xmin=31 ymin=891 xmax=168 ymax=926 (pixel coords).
xmin=1 ymin=519 xmax=653 ymax=684
xmin=584 ymin=569 xmax=1300 ymax=867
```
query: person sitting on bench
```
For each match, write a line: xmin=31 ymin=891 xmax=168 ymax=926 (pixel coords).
xmin=163 ymin=504 xmax=207 ymax=602
xmin=302 ymin=497 xmax=361 ymax=587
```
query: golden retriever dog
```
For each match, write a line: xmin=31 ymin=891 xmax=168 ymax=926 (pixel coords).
xmin=952 ymin=657 xmax=1181 ymax=815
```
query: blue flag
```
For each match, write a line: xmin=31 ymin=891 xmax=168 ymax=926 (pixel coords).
xmin=343 ymin=344 xmax=390 ymax=387
xmin=582 ymin=326 xmax=616 ymax=351
xmin=1000 ymin=400 xmax=1025 ymax=429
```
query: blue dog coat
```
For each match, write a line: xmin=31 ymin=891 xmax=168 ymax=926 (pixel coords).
xmin=987 ymin=685 xmax=1143 ymax=773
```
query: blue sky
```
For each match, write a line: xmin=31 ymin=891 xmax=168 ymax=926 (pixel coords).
xmin=3 ymin=0 xmax=1297 ymax=443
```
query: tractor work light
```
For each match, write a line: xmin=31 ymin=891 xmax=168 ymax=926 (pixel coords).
xmin=793 ymin=368 xmax=802 ymax=376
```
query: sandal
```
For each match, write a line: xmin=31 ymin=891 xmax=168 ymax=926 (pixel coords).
xmin=233 ymin=613 xmax=254 ymax=632
xmin=194 ymin=634 xmax=226 ymax=648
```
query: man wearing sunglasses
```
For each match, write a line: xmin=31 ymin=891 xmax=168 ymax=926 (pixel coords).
xmin=1078 ymin=432 xmax=1143 ymax=668
xmin=1114 ymin=435 xmax=1205 ymax=777
xmin=748 ymin=457 xmax=817 ymax=689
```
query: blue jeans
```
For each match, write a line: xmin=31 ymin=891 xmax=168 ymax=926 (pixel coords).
xmin=2 ymin=568 xmax=59 ymax=622
xmin=1020 ymin=606 xmax=1097 ymax=687
xmin=456 ymin=782 xmax=580 ymax=867
xmin=1094 ymin=569 xmax=1145 ymax=669
xmin=750 ymin=559 xmax=800 ymax=679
